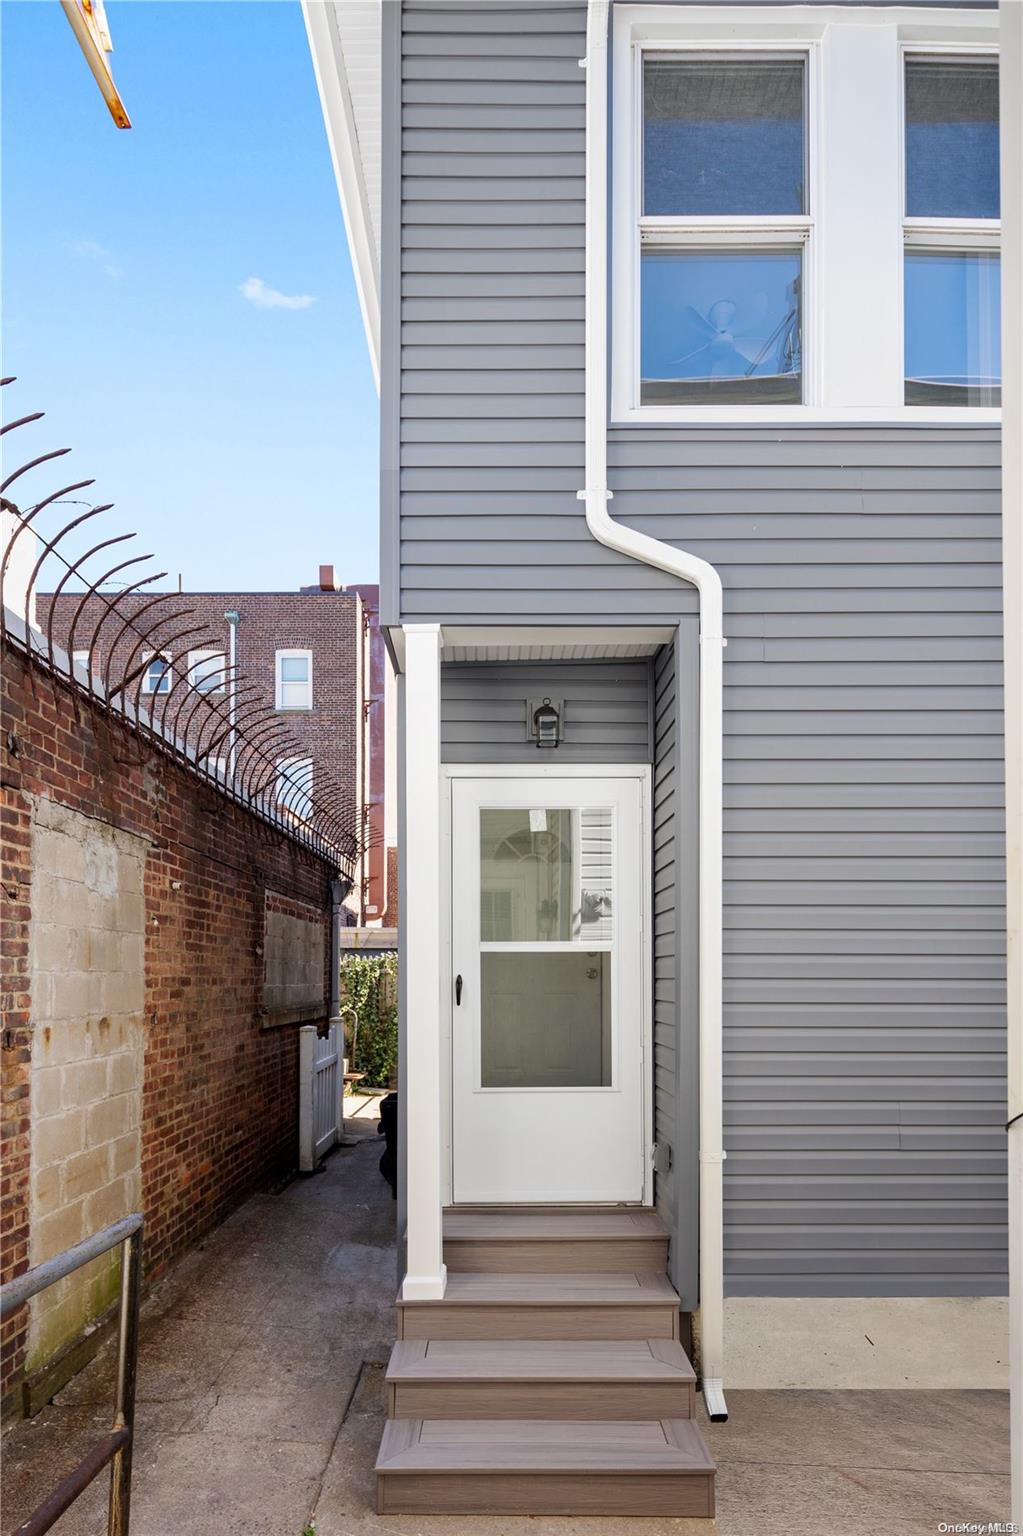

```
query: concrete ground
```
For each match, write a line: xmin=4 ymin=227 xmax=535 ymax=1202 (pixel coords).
xmin=2 ymin=1090 xmax=1011 ymax=1536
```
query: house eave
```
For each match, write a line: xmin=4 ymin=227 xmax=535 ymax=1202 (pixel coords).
xmin=302 ymin=0 xmax=382 ymax=390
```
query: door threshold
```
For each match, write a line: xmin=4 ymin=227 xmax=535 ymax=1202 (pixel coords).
xmin=444 ymin=1202 xmax=655 ymax=1213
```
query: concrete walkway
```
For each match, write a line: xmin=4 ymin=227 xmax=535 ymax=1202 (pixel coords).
xmin=2 ymin=1098 xmax=1011 ymax=1536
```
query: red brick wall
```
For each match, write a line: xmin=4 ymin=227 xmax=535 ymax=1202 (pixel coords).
xmin=1 ymin=643 xmax=334 ymax=1409
xmin=0 ymin=773 xmax=32 ymax=1411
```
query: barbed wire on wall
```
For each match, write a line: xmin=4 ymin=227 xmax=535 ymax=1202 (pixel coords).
xmin=1 ymin=381 xmax=369 ymax=877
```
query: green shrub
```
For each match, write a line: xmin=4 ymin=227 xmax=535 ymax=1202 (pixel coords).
xmin=339 ymin=952 xmax=398 ymax=1088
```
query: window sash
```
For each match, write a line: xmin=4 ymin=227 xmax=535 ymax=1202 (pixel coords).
xmin=640 ymin=245 xmax=804 ymax=405
xmin=641 ymin=51 xmax=809 ymax=219
xmin=187 ymin=649 xmax=227 ymax=694
xmin=275 ymin=650 xmax=313 ymax=710
xmin=141 ymin=652 xmax=172 ymax=694
xmin=629 ymin=37 xmax=816 ymax=413
xmin=276 ymin=757 xmax=314 ymax=822
xmin=902 ymin=52 xmax=999 ymax=223
xmin=900 ymin=47 xmax=1000 ymax=407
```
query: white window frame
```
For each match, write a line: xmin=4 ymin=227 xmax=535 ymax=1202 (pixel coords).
xmin=72 ymin=649 xmax=90 ymax=674
xmin=275 ymin=648 xmax=313 ymax=711
xmin=141 ymin=650 xmax=173 ymax=695
xmin=187 ymin=648 xmax=227 ymax=694
xmin=611 ymin=4 xmax=1000 ymax=425
xmin=276 ymin=755 xmax=314 ymax=823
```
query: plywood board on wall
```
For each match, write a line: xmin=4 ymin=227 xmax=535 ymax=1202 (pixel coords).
xmin=262 ymin=890 xmax=327 ymax=1027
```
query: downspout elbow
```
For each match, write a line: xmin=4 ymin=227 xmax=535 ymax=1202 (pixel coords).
xmin=579 ymin=485 xmax=726 ymax=645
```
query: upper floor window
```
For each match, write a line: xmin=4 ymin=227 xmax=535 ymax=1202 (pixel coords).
xmin=275 ymin=648 xmax=312 ymax=711
xmin=640 ymin=54 xmax=807 ymax=406
xmin=141 ymin=652 xmax=172 ymax=695
xmin=187 ymin=648 xmax=227 ymax=694
xmin=276 ymin=756 xmax=313 ymax=823
xmin=903 ymin=55 xmax=1000 ymax=407
xmin=612 ymin=6 xmax=999 ymax=422
xmin=72 ymin=649 xmax=90 ymax=674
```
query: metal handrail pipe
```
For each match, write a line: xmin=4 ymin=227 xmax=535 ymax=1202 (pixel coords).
xmin=0 ymin=1213 xmax=142 ymax=1319
xmin=10 ymin=1427 xmax=130 ymax=1536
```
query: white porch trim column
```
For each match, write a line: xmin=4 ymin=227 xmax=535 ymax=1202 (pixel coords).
xmin=400 ymin=623 xmax=447 ymax=1301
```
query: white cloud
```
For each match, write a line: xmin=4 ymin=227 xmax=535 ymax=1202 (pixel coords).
xmin=239 ymin=276 xmax=316 ymax=311
xmin=73 ymin=239 xmax=122 ymax=278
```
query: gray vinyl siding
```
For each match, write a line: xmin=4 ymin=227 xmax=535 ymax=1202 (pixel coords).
xmin=440 ymin=661 xmax=651 ymax=763
xmin=394 ymin=0 xmax=1008 ymax=1297
xmin=652 ymin=630 xmax=701 ymax=1306
xmin=652 ymin=645 xmax=680 ymax=1268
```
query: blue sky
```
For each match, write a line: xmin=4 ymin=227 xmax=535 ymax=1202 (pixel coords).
xmin=2 ymin=0 xmax=379 ymax=591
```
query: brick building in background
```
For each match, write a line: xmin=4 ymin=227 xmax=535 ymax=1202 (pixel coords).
xmin=38 ymin=567 xmax=393 ymax=926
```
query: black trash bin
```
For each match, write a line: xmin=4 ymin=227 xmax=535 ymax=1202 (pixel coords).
xmin=377 ymin=1091 xmax=398 ymax=1198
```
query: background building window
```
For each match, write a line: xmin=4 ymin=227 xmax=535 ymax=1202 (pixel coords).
xmin=187 ymin=648 xmax=227 ymax=694
xmin=903 ymin=55 xmax=1000 ymax=406
xmin=639 ymin=53 xmax=807 ymax=406
xmin=276 ymin=756 xmax=313 ymax=823
xmin=141 ymin=652 xmax=172 ymax=695
xmin=275 ymin=649 xmax=312 ymax=710
xmin=72 ymin=649 xmax=90 ymax=673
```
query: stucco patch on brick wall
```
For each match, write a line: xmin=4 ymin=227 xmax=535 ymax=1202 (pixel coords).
xmin=27 ymin=798 xmax=146 ymax=1371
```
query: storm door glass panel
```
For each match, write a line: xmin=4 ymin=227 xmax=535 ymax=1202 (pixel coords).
xmin=905 ymin=58 xmax=999 ymax=220
xmin=479 ymin=807 xmax=613 ymax=1088
xmin=644 ymin=57 xmax=806 ymax=216
xmin=642 ymin=249 xmax=802 ymax=404
xmin=904 ymin=250 xmax=1001 ymax=406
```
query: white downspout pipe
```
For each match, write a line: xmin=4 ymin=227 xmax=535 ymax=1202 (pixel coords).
xmin=224 ymin=608 xmax=240 ymax=779
xmin=581 ymin=1 xmax=727 ymax=1421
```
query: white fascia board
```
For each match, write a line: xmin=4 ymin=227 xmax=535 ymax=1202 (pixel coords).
xmin=302 ymin=0 xmax=381 ymax=391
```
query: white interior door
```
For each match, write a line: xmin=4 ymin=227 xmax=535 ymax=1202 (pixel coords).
xmin=450 ymin=773 xmax=647 ymax=1204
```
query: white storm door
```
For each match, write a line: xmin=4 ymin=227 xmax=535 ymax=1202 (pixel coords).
xmin=450 ymin=774 xmax=647 ymax=1204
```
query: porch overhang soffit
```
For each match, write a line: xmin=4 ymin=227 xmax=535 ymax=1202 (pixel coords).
xmin=386 ymin=626 xmax=678 ymax=672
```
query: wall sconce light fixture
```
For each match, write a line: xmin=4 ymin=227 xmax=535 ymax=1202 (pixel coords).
xmin=531 ymin=696 xmax=562 ymax=750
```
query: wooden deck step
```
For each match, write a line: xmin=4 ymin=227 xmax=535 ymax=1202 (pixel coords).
xmin=386 ymin=1337 xmax=696 ymax=1421
xmin=398 ymin=1271 xmax=681 ymax=1340
xmin=442 ymin=1208 xmax=669 ymax=1274
xmin=376 ymin=1417 xmax=715 ymax=1517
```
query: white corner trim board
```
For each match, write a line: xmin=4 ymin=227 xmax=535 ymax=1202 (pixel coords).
xmin=582 ymin=0 xmax=727 ymax=1422
xmin=400 ymin=623 xmax=447 ymax=1301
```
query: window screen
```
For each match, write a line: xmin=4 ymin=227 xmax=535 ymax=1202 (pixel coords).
xmin=905 ymin=58 xmax=999 ymax=220
xmin=644 ymin=57 xmax=806 ymax=216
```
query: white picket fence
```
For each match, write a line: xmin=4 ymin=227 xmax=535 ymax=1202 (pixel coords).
xmin=298 ymin=1022 xmax=343 ymax=1172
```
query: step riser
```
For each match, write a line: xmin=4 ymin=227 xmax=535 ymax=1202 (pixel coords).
xmin=443 ymin=1238 xmax=668 ymax=1274
xmin=378 ymin=1472 xmax=714 ymax=1518
xmin=390 ymin=1382 xmax=695 ymax=1421
xmin=399 ymin=1304 xmax=679 ymax=1342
